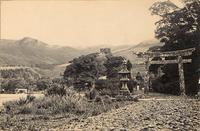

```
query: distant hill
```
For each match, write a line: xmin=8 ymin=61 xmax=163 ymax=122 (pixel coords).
xmin=0 ymin=37 xmax=89 ymax=77
xmin=0 ymin=37 xmax=83 ymax=66
xmin=0 ymin=37 xmax=162 ymax=77
xmin=0 ymin=37 xmax=160 ymax=66
xmin=113 ymin=39 xmax=162 ymax=76
xmin=113 ymin=39 xmax=162 ymax=63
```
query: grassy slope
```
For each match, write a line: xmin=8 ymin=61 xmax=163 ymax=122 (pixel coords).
xmin=0 ymin=37 xmax=88 ymax=77
xmin=0 ymin=37 xmax=82 ymax=66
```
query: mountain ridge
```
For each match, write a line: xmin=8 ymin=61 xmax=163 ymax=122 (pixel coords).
xmin=0 ymin=37 xmax=161 ymax=77
xmin=0 ymin=37 xmax=82 ymax=66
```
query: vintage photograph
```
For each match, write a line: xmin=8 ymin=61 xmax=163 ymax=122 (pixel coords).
xmin=0 ymin=0 xmax=200 ymax=130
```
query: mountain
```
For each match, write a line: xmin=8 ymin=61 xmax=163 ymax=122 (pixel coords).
xmin=0 ymin=37 xmax=83 ymax=66
xmin=0 ymin=37 xmax=88 ymax=77
xmin=0 ymin=37 xmax=162 ymax=77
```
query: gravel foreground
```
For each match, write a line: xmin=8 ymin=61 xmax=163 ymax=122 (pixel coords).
xmin=55 ymin=98 xmax=200 ymax=131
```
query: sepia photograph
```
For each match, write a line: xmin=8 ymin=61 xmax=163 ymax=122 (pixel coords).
xmin=0 ymin=0 xmax=200 ymax=130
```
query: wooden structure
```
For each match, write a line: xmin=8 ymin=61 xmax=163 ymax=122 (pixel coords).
xmin=134 ymin=48 xmax=195 ymax=96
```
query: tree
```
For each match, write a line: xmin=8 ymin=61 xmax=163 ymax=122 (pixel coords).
xmin=64 ymin=53 xmax=107 ymax=89
xmin=150 ymin=0 xmax=200 ymax=49
xmin=104 ymin=56 xmax=124 ymax=79
xmin=150 ymin=0 xmax=200 ymax=95
xmin=1 ymin=78 xmax=27 ymax=93
xmin=64 ymin=52 xmax=132 ymax=91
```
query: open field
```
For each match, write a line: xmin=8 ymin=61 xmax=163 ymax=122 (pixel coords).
xmin=0 ymin=93 xmax=44 ymax=107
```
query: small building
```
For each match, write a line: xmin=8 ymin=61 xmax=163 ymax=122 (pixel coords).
xmin=15 ymin=88 xmax=28 ymax=94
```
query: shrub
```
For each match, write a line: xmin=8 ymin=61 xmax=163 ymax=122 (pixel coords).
xmin=26 ymin=95 xmax=36 ymax=102
xmin=95 ymin=79 xmax=120 ymax=96
xmin=18 ymin=104 xmax=33 ymax=114
xmin=3 ymin=95 xmax=35 ymax=114
xmin=2 ymin=88 xmax=123 ymax=117
xmin=36 ymin=77 xmax=51 ymax=91
xmin=3 ymin=88 xmax=90 ymax=115
xmin=46 ymin=83 xmax=66 ymax=96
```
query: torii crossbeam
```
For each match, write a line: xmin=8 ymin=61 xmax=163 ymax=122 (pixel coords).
xmin=134 ymin=48 xmax=196 ymax=96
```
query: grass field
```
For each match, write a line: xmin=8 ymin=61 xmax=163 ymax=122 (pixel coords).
xmin=0 ymin=93 xmax=44 ymax=107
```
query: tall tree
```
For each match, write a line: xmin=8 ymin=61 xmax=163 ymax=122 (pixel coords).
xmin=150 ymin=0 xmax=200 ymax=95
xmin=64 ymin=53 xmax=107 ymax=89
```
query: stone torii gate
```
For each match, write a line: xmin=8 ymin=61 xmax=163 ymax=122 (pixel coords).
xmin=134 ymin=48 xmax=196 ymax=96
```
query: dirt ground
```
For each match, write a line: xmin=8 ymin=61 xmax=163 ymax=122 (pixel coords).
xmin=55 ymin=96 xmax=200 ymax=131
xmin=0 ymin=93 xmax=200 ymax=131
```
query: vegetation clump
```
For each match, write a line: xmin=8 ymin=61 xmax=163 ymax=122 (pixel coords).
xmin=64 ymin=53 xmax=134 ymax=96
xmin=2 ymin=86 xmax=126 ymax=117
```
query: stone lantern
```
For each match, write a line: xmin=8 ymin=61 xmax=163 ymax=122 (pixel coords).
xmin=118 ymin=59 xmax=131 ymax=96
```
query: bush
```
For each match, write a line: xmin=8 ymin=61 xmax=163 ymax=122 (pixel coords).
xmin=95 ymin=79 xmax=108 ymax=90
xmin=46 ymin=83 xmax=66 ymax=96
xmin=3 ymin=89 xmax=84 ymax=115
xmin=36 ymin=77 xmax=51 ymax=91
xmin=26 ymin=95 xmax=36 ymax=102
xmin=2 ymin=88 xmax=125 ymax=117
xmin=3 ymin=95 xmax=35 ymax=114
xmin=95 ymin=79 xmax=120 ymax=96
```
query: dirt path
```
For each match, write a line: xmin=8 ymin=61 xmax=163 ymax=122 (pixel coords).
xmin=55 ymin=98 xmax=200 ymax=131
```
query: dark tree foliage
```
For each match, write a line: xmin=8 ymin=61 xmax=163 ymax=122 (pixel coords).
xmin=64 ymin=53 xmax=107 ymax=89
xmin=64 ymin=53 xmax=132 ymax=91
xmin=104 ymin=56 xmax=124 ymax=79
xmin=150 ymin=0 xmax=200 ymax=95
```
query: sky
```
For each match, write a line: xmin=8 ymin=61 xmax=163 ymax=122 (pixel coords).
xmin=1 ymin=0 xmax=182 ymax=48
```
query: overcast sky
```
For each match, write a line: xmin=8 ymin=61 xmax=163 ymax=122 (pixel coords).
xmin=1 ymin=0 xmax=182 ymax=48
